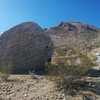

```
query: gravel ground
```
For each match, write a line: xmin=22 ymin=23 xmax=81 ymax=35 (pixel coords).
xmin=0 ymin=75 xmax=61 ymax=100
xmin=0 ymin=71 xmax=100 ymax=100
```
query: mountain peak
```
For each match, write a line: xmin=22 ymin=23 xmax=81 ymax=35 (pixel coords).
xmin=56 ymin=21 xmax=99 ymax=32
xmin=46 ymin=21 xmax=100 ymax=48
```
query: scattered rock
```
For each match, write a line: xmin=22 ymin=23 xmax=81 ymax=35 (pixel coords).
xmin=24 ymin=94 xmax=28 ymax=97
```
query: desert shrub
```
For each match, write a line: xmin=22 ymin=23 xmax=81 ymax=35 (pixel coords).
xmin=47 ymin=47 xmax=97 ymax=95
xmin=29 ymin=70 xmax=38 ymax=79
xmin=0 ymin=63 xmax=12 ymax=82
xmin=55 ymin=48 xmax=67 ymax=56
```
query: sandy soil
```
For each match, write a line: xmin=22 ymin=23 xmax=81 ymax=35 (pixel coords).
xmin=0 ymin=67 xmax=100 ymax=100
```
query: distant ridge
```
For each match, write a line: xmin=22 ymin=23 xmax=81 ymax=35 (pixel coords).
xmin=45 ymin=21 xmax=100 ymax=49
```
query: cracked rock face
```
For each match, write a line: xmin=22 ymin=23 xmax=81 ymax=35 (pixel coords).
xmin=0 ymin=22 xmax=53 ymax=73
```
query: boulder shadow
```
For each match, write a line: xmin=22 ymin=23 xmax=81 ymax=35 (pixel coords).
xmin=88 ymin=69 xmax=100 ymax=77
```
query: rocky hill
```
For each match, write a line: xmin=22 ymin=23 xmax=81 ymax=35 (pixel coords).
xmin=45 ymin=21 xmax=100 ymax=49
xmin=0 ymin=22 xmax=53 ymax=73
xmin=0 ymin=21 xmax=100 ymax=74
xmin=0 ymin=21 xmax=100 ymax=100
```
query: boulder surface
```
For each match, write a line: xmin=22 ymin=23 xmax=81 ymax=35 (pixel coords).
xmin=0 ymin=22 xmax=53 ymax=73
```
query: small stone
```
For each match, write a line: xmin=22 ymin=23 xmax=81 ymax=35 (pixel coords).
xmin=24 ymin=94 xmax=28 ymax=97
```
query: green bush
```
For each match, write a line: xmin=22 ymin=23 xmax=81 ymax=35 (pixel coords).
xmin=47 ymin=47 xmax=97 ymax=95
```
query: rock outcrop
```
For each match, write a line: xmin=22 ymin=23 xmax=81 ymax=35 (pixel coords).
xmin=46 ymin=21 xmax=100 ymax=49
xmin=0 ymin=22 xmax=53 ymax=73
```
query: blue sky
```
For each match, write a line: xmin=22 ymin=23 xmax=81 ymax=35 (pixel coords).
xmin=0 ymin=0 xmax=100 ymax=33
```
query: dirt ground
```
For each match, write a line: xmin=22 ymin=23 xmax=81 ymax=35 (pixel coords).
xmin=0 ymin=67 xmax=100 ymax=100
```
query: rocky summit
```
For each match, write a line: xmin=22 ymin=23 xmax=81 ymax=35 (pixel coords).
xmin=0 ymin=22 xmax=53 ymax=73
xmin=45 ymin=21 xmax=100 ymax=49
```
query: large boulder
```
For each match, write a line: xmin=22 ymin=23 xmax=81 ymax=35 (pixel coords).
xmin=0 ymin=22 xmax=53 ymax=73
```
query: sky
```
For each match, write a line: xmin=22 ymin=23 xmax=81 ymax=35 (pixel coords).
xmin=0 ymin=0 xmax=100 ymax=33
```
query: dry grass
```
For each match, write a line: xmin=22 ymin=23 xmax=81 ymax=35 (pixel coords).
xmin=0 ymin=64 xmax=12 ymax=82
xmin=46 ymin=47 xmax=97 ymax=95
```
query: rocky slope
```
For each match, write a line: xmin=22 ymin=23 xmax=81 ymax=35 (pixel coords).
xmin=0 ymin=22 xmax=53 ymax=73
xmin=45 ymin=21 xmax=100 ymax=49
